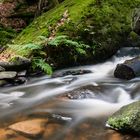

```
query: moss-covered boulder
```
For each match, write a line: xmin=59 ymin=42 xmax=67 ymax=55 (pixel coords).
xmin=106 ymin=101 xmax=140 ymax=135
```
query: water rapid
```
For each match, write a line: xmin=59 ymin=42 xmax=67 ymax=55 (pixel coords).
xmin=1 ymin=47 xmax=140 ymax=139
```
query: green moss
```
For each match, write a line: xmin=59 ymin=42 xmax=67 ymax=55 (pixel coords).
xmin=107 ymin=101 xmax=140 ymax=134
xmin=11 ymin=0 xmax=140 ymax=53
xmin=13 ymin=0 xmax=95 ymax=44
xmin=2 ymin=0 xmax=140 ymax=70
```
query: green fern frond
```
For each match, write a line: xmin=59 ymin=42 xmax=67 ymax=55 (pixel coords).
xmin=48 ymin=35 xmax=68 ymax=46
xmin=22 ymin=43 xmax=42 ymax=51
xmin=32 ymin=57 xmax=52 ymax=75
xmin=48 ymin=36 xmax=90 ymax=55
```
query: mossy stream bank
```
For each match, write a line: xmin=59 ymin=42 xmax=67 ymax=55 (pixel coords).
xmin=1 ymin=0 xmax=140 ymax=74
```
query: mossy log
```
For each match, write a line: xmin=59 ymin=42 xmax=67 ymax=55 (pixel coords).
xmin=114 ymin=57 xmax=140 ymax=80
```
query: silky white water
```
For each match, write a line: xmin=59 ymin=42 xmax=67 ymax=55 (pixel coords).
xmin=1 ymin=47 xmax=140 ymax=120
xmin=1 ymin=47 xmax=140 ymax=140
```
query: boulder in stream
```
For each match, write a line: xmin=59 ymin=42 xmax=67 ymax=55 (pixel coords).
xmin=114 ymin=57 xmax=140 ymax=80
xmin=106 ymin=101 xmax=140 ymax=135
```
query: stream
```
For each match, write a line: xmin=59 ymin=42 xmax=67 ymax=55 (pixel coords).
xmin=1 ymin=47 xmax=140 ymax=140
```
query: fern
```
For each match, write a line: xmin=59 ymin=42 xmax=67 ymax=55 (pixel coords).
xmin=48 ymin=36 xmax=90 ymax=55
xmin=48 ymin=35 xmax=68 ymax=46
xmin=32 ymin=57 xmax=52 ymax=75
xmin=22 ymin=43 xmax=42 ymax=51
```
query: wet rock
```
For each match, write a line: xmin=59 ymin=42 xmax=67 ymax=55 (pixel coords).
xmin=0 ymin=129 xmax=16 ymax=140
xmin=0 ymin=66 xmax=5 ymax=72
xmin=51 ymin=114 xmax=72 ymax=123
xmin=17 ymin=70 xmax=27 ymax=77
xmin=0 ymin=71 xmax=17 ymax=80
xmin=116 ymin=47 xmax=140 ymax=57
xmin=9 ymin=119 xmax=48 ymax=138
xmin=43 ymin=123 xmax=63 ymax=139
xmin=0 ymin=129 xmax=30 ymax=140
xmin=13 ymin=77 xmax=27 ymax=85
xmin=59 ymin=85 xmax=101 ymax=100
xmin=52 ymin=69 xmax=92 ymax=78
xmin=0 ymin=80 xmax=7 ymax=86
xmin=66 ymin=90 xmax=95 ymax=99
xmin=0 ymin=56 xmax=31 ymax=71
xmin=114 ymin=57 xmax=140 ymax=80
xmin=106 ymin=101 xmax=140 ymax=135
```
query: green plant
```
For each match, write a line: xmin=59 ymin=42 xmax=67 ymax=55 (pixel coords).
xmin=48 ymin=35 xmax=90 ymax=55
xmin=32 ymin=57 xmax=52 ymax=75
xmin=8 ymin=43 xmax=43 ymax=57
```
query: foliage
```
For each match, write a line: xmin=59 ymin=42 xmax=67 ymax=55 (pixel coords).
xmin=2 ymin=0 xmax=140 ymax=70
xmin=48 ymin=35 xmax=90 ymax=55
xmin=0 ymin=26 xmax=16 ymax=45
xmin=8 ymin=43 xmax=43 ymax=57
xmin=32 ymin=57 xmax=52 ymax=75
xmin=8 ymin=43 xmax=53 ymax=74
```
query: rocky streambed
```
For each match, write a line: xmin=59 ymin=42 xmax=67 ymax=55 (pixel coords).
xmin=1 ymin=47 xmax=140 ymax=140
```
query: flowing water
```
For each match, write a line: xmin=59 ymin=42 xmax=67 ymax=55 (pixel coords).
xmin=1 ymin=47 xmax=140 ymax=140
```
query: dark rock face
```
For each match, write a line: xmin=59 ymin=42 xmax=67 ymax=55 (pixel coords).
xmin=106 ymin=101 xmax=140 ymax=135
xmin=114 ymin=57 xmax=140 ymax=80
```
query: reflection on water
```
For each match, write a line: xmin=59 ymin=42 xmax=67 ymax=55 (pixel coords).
xmin=0 ymin=47 xmax=140 ymax=139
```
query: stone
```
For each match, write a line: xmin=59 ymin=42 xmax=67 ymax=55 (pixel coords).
xmin=43 ymin=123 xmax=63 ymax=139
xmin=114 ymin=56 xmax=140 ymax=80
xmin=0 ymin=80 xmax=7 ymax=86
xmin=0 ymin=129 xmax=16 ymax=140
xmin=59 ymin=85 xmax=100 ymax=100
xmin=106 ymin=101 xmax=140 ymax=135
xmin=52 ymin=69 xmax=92 ymax=78
xmin=0 ymin=56 xmax=31 ymax=71
xmin=0 ymin=129 xmax=31 ymax=140
xmin=9 ymin=119 xmax=47 ymax=138
xmin=14 ymin=77 xmax=26 ymax=85
xmin=65 ymin=90 xmax=95 ymax=100
xmin=0 ymin=66 xmax=5 ymax=72
xmin=0 ymin=71 xmax=17 ymax=80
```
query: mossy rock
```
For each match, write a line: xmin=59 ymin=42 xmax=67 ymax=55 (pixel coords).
xmin=107 ymin=101 xmax=140 ymax=135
